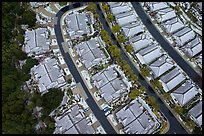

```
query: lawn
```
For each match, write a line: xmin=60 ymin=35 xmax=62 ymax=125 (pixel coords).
xmin=59 ymin=2 xmax=67 ymax=6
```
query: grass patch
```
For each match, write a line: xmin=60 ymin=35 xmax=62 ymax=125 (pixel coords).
xmin=59 ymin=2 xmax=67 ymax=6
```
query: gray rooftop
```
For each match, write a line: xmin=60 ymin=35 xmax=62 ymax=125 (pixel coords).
xmin=171 ymin=81 xmax=198 ymax=106
xmin=149 ymin=55 xmax=174 ymax=78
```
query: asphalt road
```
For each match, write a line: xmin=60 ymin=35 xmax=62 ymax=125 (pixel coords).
xmin=54 ymin=3 xmax=116 ymax=134
xmin=95 ymin=3 xmax=187 ymax=134
xmin=131 ymin=2 xmax=202 ymax=89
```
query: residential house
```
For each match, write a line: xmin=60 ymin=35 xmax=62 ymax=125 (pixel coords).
xmin=129 ymin=34 xmax=152 ymax=52
xmin=115 ymin=98 xmax=159 ymax=134
xmin=91 ymin=66 xmax=129 ymax=104
xmin=159 ymin=68 xmax=186 ymax=93
xmin=148 ymin=2 xmax=169 ymax=12
xmin=65 ymin=12 xmax=91 ymax=39
xmin=54 ymin=104 xmax=95 ymax=134
xmin=171 ymin=81 xmax=199 ymax=107
xmin=149 ymin=55 xmax=174 ymax=78
xmin=114 ymin=10 xmax=138 ymax=27
xmin=180 ymin=37 xmax=202 ymax=59
xmin=188 ymin=101 xmax=202 ymax=128
xmin=155 ymin=7 xmax=177 ymax=23
xmin=136 ymin=43 xmax=162 ymax=65
xmin=23 ymin=28 xmax=50 ymax=57
xmin=121 ymin=21 xmax=144 ymax=38
xmin=161 ymin=17 xmax=185 ymax=35
xmin=30 ymin=57 xmax=66 ymax=94
xmin=74 ymin=37 xmax=109 ymax=70
xmin=173 ymin=27 xmax=196 ymax=47
xmin=110 ymin=3 xmax=132 ymax=16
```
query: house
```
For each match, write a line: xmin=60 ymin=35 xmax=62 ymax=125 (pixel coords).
xmin=161 ymin=17 xmax=185 ymax=35
xmin=129 ymin=34 xmax=152 ymax=52
xmin=173 ymin=27 xmax=196 ymax=47
xmin=75 ymin=37 xmax=109 ymax=70
xmin=23 ymin=28 xmax=50 ymax=57
xmin=180 ymin=37 xmax=202 ymax=59
xmin=54 ymin=104 xmax=95 ymax=134
xmin=148 ymin=2 xmax=169 ymax=12
xmin=115 ymin=98 xmax=159 ymax=134
xmin=121 ymin=21 xmax=144 ymax=38
xmin=110 ymin=3 xmax=132 ymax=16
xmin=149 ymin=55 xmax=174 ymax=78
xmin=159 ymin=68 xmax=186 ymax=93
xmin=188 ymin=101 xmax=202 ymax=128
xmin=91 ymin=66 xmax=129 ymax=104
xmin=114 ymin=10 xmax=138 ymax=27
xmin=108 ymin=2 xmax=123 ymax=8
xmin=65 ymin=13 xmax=91 ymax=39
xmin=171 ymin=81 xmax=199 ymax=107
xmin=155 ymin=7 xmax=177 ymax=23
xmin=136 ymin=43 xmax=162 ymax=65
xmin=30 ymin=57 xmax=66 ymax=94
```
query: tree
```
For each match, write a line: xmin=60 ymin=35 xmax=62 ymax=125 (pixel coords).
xmin=41 ymin=88 xmax=64 ymax=115
xmin=140 ymin=64 xmax=150 ymax=77
xmin=106 ymin=13 xmax=114 ymax=23
xmin=129 ymin=89 xmax=141 ymax=99
xmin=139 ymin=86 xmax=146 ymax=93
xmin=163 ymin=92 xmax=172 ymax=101
xmin=86 ymin=2 xmax=97 ymax=13
xmin=125 ymin=44 xmax=133 ymax=53
xmin=117 ymin=34 xmax=126 ymax=43
xmin=146 ymin=96 xmax=159 ymax=111
xmin=93 ymin=13 xmax=99 ymax=19
xmin=130 ymin=75 xmax=138 ymax=83
xmin=112 ymin=24 xmax=120 ymax=33
xmin=173 ymin=105 xmax=183 ymax=115
xmin=100 ymin=29 xmax=108 ymax=37
xmin=151 ymin=79 xmax=163 ymax=91
xmin=67 ymin=78 xmax=72 ymax=84
xmin=22 ymin=57 xmax=38 ymax=74
xmin=102 ymin=3 xmax=110 ymax=13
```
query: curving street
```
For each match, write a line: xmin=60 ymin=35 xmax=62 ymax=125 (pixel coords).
xmin=131 ymin=2 xmax=202 ymax=89
xmin=95 ymin=3 xmax=187 ymax=134
xmin=54 ymin=3 xmax=116 ymax=134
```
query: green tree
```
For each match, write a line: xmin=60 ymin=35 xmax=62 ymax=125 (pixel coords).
xmin=125 ymin=44 xmax=133 ymax=53
xmin=22 ymin=57 xmax=39 ymax=74
xmin=130 ymin=75 xmax=138 ymax=83
xmin=173 ymin=105 xmax=183 ymax=115
xmin=102 ymin=3 xmax=110 ymax=13
xmin=100 ymin=30 xmax=108 ymax=37
xmin=86 ymin=2 xmax=97 ymax=13
xmin=106 ymin=13 xmax=114 ymax=23
xmin=140 ymin=64 xmax=150 ymax=77
xmin=129 ymin=89 xmax=141 ymax=99
xmin=163 ymin=92 xmax=172 ymax=101
xmin=117 ymin=34 xmax=126 ymax=43
xmin=41 ymin=88 xmax=64 ymax=115
xmin=139 ymin=86 xmax=146 ymax=93
xmin=151 ymin=79 xmax=163 ymax=91
xmin=112 ymin=24 xmax=121 ymax=33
